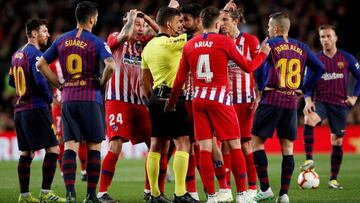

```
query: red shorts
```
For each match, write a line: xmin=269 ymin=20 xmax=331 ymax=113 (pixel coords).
xmin=233 ymin=103 xmax=255 ymax=142
xmin=193 ymin=98 xmax=240 ymax=141
xmin=105 ymin=100 xmax=151 ymax=145
xmin=51 ymin=104 xmax=62 ymax=137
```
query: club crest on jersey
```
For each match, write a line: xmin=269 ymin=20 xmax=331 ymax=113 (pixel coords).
xmin=112 ymin=125 xmax=118 ymax=132
xmin=135 ymin=41 xmax=143 ymax=52
xmin=337 ymin=62 xmax=345 ymax=69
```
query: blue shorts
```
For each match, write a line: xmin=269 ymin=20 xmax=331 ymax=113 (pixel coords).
xmin=315 ymin=102 xmax=348 ymax=137
xmin=62 ymin=102 xmax=105 ymax=142
xmin=14 ymin=108 xmax=58 ymax=151
xmin=252 ymin=104 xmax=297 ymax=141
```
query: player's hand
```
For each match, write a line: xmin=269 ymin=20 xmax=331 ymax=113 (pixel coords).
xmin=342 ymin=96 xmax=357 ymax=106
xmin=164 ymin=99 xmax=176 ymax=112
xmin=250 ymin=97 xmax=260 ymax=111
xmin=259 ymin=37 xmax=271 ymax=56
xmin=168 ymin=0 xmax=180 ymax=9
xmin=303 ymin=97 xmax=315 ymax=115
xmin=124 ymin=9 xmax=138 ymax=23
xmin=223 ymin=0 xmax=236 ymax=12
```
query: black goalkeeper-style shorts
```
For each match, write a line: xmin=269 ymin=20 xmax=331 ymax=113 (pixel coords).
xmin=252 ymin=104 xmax=298 ymax=141
xmin=15 ymin=108 xmax=58 ymax=151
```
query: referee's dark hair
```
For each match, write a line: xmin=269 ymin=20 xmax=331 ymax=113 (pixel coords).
xmin=75 ymin=1 xmax=98 ymax=24
xmin=25 ymin=19 xmax=48 ymax=38
xmin=156 ymin=6 xmax=181 ymax=26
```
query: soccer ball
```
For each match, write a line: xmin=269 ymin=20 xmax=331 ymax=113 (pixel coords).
xmin=297 ymin=170 xmax=320 ymax=189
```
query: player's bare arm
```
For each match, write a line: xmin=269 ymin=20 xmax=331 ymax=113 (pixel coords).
xmin=223 ymin=0 xmax=236 ymax=12
xmin=117 ymin=9 xmax=138 ymax=43
xmin=144 ymin=13 xmax=159 ymax=33
xmin=141 ymin=69 xmax=153 ymax=100
xmin=37 ymin=57 xmax=61 ymax=89
xmin=100 ymin=57 xmax=115 ymax=87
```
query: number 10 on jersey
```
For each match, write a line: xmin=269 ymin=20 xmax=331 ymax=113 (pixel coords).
xmin=197 ymin=54 xmax=213 ymax=83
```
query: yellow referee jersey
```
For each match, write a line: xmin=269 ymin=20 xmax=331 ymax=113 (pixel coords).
xmin=141 ymin=33 xmax=187 ymax=89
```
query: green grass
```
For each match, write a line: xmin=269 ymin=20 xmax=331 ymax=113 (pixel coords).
xmin=0 ymin=154 xmax=359 ymax=202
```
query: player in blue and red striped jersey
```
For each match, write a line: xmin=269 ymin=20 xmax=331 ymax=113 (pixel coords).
xmin=49 ymin=58 xmax=88 ymax=181
xmin=251 ymin=12 xmax=324 ymax=203
xmin=300 ymin=25 xmax=360 ymax=189
xmin=37 ymin=1 xmax=115 ymax=202
xmin=9 ymin=19 xmax=65 ymax=203
xmin=166 ymin=6 xmax=270 ymax=203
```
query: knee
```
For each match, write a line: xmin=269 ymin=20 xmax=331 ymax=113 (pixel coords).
xmin=46 ymin=145 xmax=60 ymax=154
xmin=227 ymin=139 xmax=241 ymax=150
xmin=20 ymin=151 xmax=34 ymax=158
xmin=304 ymin=116 xmax=317 ymax=127
xmin=241 ymin=141 xmax=252 ymax=155
xmin=109 ymin=139 xmax=123 ymax=155
xmin=175 ymin=136 xmax=191 ymax=152
xmin=252 ymin=136 xmax=265 ymax=151
xmin=331 ymin=134 xmax=343 ymax=146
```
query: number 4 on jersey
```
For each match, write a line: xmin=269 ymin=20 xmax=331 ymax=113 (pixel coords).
xmin=197 ymin=54 xmax=213 ymax=83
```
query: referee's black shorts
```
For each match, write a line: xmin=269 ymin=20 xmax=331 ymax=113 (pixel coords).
xmin=148 ymin=88 xmax=189 ymax=139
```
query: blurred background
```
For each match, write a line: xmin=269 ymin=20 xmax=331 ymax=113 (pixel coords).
xmin=0 ymin=0 xmax=359 ymax=144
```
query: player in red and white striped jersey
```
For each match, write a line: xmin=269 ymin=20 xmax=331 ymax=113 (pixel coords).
xmin=221 ymin=6 xmax=259 ymax=198
xmin=98 ymin=10 xmax=159 ymax=202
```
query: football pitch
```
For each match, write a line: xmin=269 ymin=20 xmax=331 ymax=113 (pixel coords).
xmin=0 ymin=154 xmax=359 ymax=203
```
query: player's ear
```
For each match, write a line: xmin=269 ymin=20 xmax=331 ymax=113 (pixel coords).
xmin=31 ymin=30 xmax=37 ymax=38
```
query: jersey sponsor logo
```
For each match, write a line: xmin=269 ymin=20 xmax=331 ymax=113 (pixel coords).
xmin=337 ymin=62 xmax=345 ymax=69
xmin=321 ymin=72 xmax=344 ymax=80
xmin=123 ymin=54 xmax=141 ymax=66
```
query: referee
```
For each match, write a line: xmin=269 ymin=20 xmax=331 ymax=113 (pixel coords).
xmin=141 ymin=6 xmax=199 ymax=203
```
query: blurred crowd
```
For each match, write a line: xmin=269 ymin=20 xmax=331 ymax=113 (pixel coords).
xmin=1 ymin=0 xmax=359 ymax=131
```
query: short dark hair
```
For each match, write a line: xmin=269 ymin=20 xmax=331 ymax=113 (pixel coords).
xmin=269 ymin=11 xmax=290 ymax=33
xmin=156 ymin=6 xmax=181 ymax=26
xmin=180 ymin=4 xmax=202 ymax=18
xmin=25 ymin=19 xmax=48 ymax=38
xmin=318 ymin=24 xmax=336 ymax=32
xmin=75 ymin=1 xmax=98 ymax=24
xmin=200 ymin=6 xmax=220 ymax=29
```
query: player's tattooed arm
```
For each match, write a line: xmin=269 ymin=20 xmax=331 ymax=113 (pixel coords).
xmin=100 ymin=57 xmax=115 ymax=87
xmin=117 ymin=9 xmax=138 ymax=43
